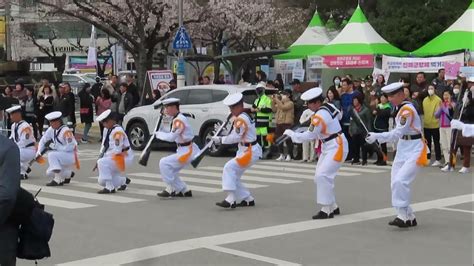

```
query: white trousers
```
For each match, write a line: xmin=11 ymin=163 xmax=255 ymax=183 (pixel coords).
xmin=302 ymin=140 xmax=316 ymax=161
xmin=222 ymin=144 xmax=262 ymax=202
xmin=98 ymin=151 xmax=134 ymax=190
xmin=47 ymin=151 xmax=75 ymax=183
xmin=439 ymin=127 xmax=451 ymax=164
xmin=314 ymin=136 xmax=348 ymax=208
xmin=391 ymin=139 xmax=423 ymax=220
xmin=19 ymin=148 xmax=35 ymax=175
xmin=159 ymin=143 xmax=199 ymax=193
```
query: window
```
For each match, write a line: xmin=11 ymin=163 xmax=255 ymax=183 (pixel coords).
xmin=212 ymin=90 xmax=228 ymax=102
xmin=186 ymin=89 xmax=213 ymax=105
xmin=164 ymin=90 xmax=189 ymax=104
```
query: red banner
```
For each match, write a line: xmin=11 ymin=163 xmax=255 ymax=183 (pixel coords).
xmin=322 ymin=55 xmax=374 ymax=68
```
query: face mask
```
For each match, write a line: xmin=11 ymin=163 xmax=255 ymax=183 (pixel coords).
xmin=334 ymin=79 xmax=340 ymax=86
xmin=453 ymin=88 xmax=460 ymax=95
xmin=370 ymin=91 xmax=376 ymax=96
xmin=428 ymin=90 xmax=435 ymax=96
xmin=361 ymin=83 xmax=366 ymax=88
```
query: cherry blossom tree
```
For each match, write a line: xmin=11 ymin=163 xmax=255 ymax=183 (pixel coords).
xmin=36 ymin=0 xmax=203 ymax=99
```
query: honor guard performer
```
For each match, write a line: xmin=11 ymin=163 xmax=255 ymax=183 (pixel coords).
xmin=212 ymin=93 xmax=262 ymax=208
xmin=365 ymin=82 xmax=428 ymax=228
xmin=283 ymin=87 xmax=348 ymax=219
xmin=37 ymin=111 xmax=80 ymax=186
xmin=451 ymin=120 xmax=474 ymax=137
xmin=6 ymin=105 xmax=36 ymax=180
xmin=96 ymin=110 xmax=133 ymax=194
xmin=155 ymin=98 xmax=198 ymax=198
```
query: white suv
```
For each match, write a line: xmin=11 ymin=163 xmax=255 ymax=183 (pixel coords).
xmin=123 ymin=84 xmax=277 ymax=156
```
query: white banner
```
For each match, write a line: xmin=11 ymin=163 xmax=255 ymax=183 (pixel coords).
xmin=292 ymin=68 xmax=305 ymax=81
xmin=275 ymin=59 xmax=303 ymax=72
xmin=147 ymin=70 xmax=174 ymax=96
xmin=372 ymin=68 xmax=390 ymax=84
xmin=382 ymin=53 xmax=465 ymax=73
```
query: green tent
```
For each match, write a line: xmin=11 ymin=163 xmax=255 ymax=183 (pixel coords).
xmin=412 ymin=1 xmax=473 ymax=56
xmin=275 ymin=10 xmax=331 ymax=60
xmin=311 ymin=5 xmax=406 ymax=56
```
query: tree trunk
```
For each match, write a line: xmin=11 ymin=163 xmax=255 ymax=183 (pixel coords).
xmin=135 ymin=50 xmax=153 ymax=105
xmin=213 ymin=61 xmax=220 ymax=83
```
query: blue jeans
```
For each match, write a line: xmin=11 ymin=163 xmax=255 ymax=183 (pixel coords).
xmin=82 ymin=123 xmax=92 ymax=141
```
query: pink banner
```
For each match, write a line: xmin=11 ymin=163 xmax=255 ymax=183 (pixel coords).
xmin=322 ymin=55 xmax=374 ymax=68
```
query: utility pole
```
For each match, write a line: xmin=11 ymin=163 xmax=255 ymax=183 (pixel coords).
xmin=177 ymin=0 xmax=185 ymax=88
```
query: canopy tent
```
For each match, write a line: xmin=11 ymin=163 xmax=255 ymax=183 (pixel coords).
xmin=274 ymin=10 xmax=331 ymax=60
xmin=412 ymin=1 xmax=473 ymax=57
xmin=311 ymin=5 xmax=406 ymax=56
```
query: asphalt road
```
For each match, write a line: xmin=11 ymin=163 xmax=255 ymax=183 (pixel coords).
xmin=16 ymin=142 xmax=473 ymax=266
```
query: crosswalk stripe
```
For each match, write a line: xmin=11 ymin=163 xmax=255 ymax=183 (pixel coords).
xmin=249 ymin=165 xmax=359 ymax=176
xmin=36 ymin=196 xmax=95 ymax=209
xmin=258 ymin=161 xmax=389 ymax=173
xmin=201 ymin=166 xmax=358 ymax=178
xmin=68 ymin=181 xmax=162 ymax=197
xmin=130 ymin=172 xmax=267 ymax=189
xmin=21 ymin=183 xmax=144 ymax=203
xmin=88 ymin=176 xmax=221 ymax=193
xmin=178 ymin=170 xmax=299 ymax=184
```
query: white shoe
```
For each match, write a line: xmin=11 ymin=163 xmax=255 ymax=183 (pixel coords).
xmin=459 ymin=167 xmax=470 ymax=174
xmin=80 ymin=139 xmax=88 ymax=144
xmin=285 ymin=155 xmax=291 ymax=161
xmin=276 ymin=155 xmax=284 ymax=161
xmin=440 ymin=165 xmax=452 ymax=172
xmin=431 ymin=161 xmax=442 ymax=167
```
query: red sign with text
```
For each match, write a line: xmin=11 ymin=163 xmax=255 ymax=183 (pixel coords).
xmin=323 ymin=55 xmax=374 ymax=68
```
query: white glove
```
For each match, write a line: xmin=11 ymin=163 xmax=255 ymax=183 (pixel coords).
xmin=211 ymin=136 xmax=221 ymax=145
xmin=35 ymin=151 xmax=42 ymax=158
xmin=365 ymin=133 xmax=378 ymax=144
xmin=451 ymin=119 xmax=464 ymax=130
xmin=283 ymin=129 xmax=295 ymax=138
xmin=49 ymin=143 xmax=56 ymax=150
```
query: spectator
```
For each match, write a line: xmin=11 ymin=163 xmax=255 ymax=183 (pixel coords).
xmin=273 ymin=79 xmax=284 ymax=91
xmin=290 ymin=79 xmax=305 ymax=124
xmin=169 ymin=79 xmax=177 ymax=91
xmin=404 ymin=87 xmax=421 ymax=114
xmin=373 ymin=74 xmax=386 ymax=94
xmin=340 ymin=78 xmax=356 ymax=161
xmin=353 ymin=77 xmax=363 ymax=94
xmin=432 ymin=68 xmax=448 ymax=97
xmin=96 ymin=89 xmax=112 ymax=140
xmin=272 ymin=90 xmax=294 ymax=161
xmin=275 ymin=74 xmax=285 ymax=91
xmin=144 ymin=88 xmax=161 ymax=105
xmin=12 ymin=82 xmax=27 ymax=102
xmin=104 ymin=75 xmax=119 ymax=111
xmin=117 ymin=83 xmax=134 ymax=124
xmin=2 ymin=87 xmax=19 ymax=131
xmin=21 ymin=87 xmax=39 ymax=139
xmin=457 ymin=82 xmax=474 ymax=174
xmin=64 ymin=82 xmax=77 ymax=131
xmin=372 ymin=94 xmax=391 ymax=165
xmin=78 ymin=83 xmax=94 ymax=144
xmin=436 ymin=90 xmax=456 ymax=171
xmin=411 ymin=72 xmax=428 ymax=98
xmin=202 ymin=76 xmax=211 ymax=85
xmin=37 ymin=85 xmax=55 ymax=135
xmin=451 ymin=82 xmax=462 ymax=103
xmin=328 ymin=76 xmax=342 ymax=96
xmin=266 ymin=80 xmax=276 ymax=90
xmin=0 ymin=134 xmax=21 ymax=266
xmin=126 ymin=74 xmax=140 ymax=107
xmin=91 ymin=76 xmax=103 ymax=100
xmin=256 ymin=70 xmax=267 ymax=83
xmin=349 ymin=93 xmax=372 ymax=165
xmin=363 ymin=78 xmax=378 ymax=111
xmin=214 ymin=74 xmax=226 ymax=84
xmin=197 ymin=76 xmax=204 ymax=85
xmin=56 ymin=83 xmax=71 ymax=124
xmin=37 ymin=78 xmax=57 ymax=100
xmin=326 ymin=87 xmax=341 ymax=110
xmin=422 ymin=84 xmax=443 ymax=167
xmin=299 ymin=107 xmax=316 ymax=163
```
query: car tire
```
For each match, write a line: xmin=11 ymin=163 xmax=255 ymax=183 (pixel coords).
xmin=128 ymin=122 xmax=149 ymax=151
xmin=201 ymin=125 xmax=226 ymax=157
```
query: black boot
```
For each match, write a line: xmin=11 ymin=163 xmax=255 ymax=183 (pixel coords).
xmin=332 ymin=207 xmax=341 ymax=215
xmin=46 ymin=180 xmax=63 ymax=186
xmin=216 ymin=200 xmax=236 ymax=209
xmin=237 ymin=200 xmax=255 ymax=207
xmin=157 ymin=190 xmax=174 ymax=198
xmin=126 ymin=177 xmax=131 ymax=184
xmin=97 ymin=188 xmax=116 ymax=194
xmin=312 ymin=211 xmax=334 ymax=219
xmin=388 ymin=217 xmax=409 ymax=228
xmin=117 ymin=184 xmax=127 ymax=191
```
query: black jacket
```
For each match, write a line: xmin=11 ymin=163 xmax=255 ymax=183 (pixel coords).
xmin=127 ymin=82 xmax=140 ymax=107
xmin=0 ymin=135 xmax=20 ymax=263
xmin=79 ymin=89 xmax=94 ymax=124
xmin=118 ymin=92 xmax=134 ymax=114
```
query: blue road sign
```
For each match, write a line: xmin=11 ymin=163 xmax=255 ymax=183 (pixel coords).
xmin=173 ymin=26 xmax=192 ymax=50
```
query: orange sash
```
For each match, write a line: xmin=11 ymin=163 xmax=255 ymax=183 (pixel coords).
xmin=236 ymin=145 xmax=252 ymax=168
xmin=332 ymin=135 xmax=344 ymax=162
xmin=178 ymin=144 xmax=193 ymax=164
xmin=398 ymin=106 xmax=428 ymax=167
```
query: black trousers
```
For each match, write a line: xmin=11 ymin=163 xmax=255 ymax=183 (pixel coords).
xmin=342 ymin=125 xmax=353 ymax=160
xmin=352 ymin=134 xmax=368 ymax=162
xmin=424 ymin=128 xmax=442 ymax=161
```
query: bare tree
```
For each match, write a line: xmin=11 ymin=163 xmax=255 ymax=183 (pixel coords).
xmin=37 ymin=0 xmax=203 ymax=100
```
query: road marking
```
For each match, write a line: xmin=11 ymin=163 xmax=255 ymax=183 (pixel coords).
xmin=205 ymin=245 xmax=301 ymax=266
xmin=437 ymin=207 xmax=474 ymax=214
xmin=22 ymin=183 xmax=144 ymax=204
xmin=180 ymin=168 xmax=301 ymax=184
xmin=259 ymin=161 xmax=389 ymax=173
xmin=36 ymin=196 xmax=95 ymax=209
xmin=249 ymin=165 xmax=359 ymax=177
xmin=88 ymin=176 xmax=221 ymax=193
xmin=68 ymin=181 xmax=160 ymax=197
xmin=59 ymin=194 xmax=473 ymax=266
xmin=202 ymin=166 xmax=359 ymax=179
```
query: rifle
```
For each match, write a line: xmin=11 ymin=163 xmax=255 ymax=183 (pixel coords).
xmin=92 ymin=144 xmax=106 ymax=172
xmin=29 ymin=140 xmax=52 ymax=167
xmin=352 ymin=109 xmax=388 ymax=161
xmin=138 ymin=106 xmax=164 ymax=167
xmin=448 ymin=90 xmax=469 ymax=169
xmin=191 ymin=114 xmax=233 ymax=168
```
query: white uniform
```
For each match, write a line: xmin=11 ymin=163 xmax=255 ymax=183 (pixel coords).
xmin=9 ymin=120 xmax=36 ymax=175
xmin=155 ymin=113 xmax=199 ymax=194
xmin=289 ymin=104 xmax=348 ymax=214
xmin=38 ymin=125 xmax=79 ymax=183
xmin=369 ymin=102 xmax=427 ymax=221
xmin=459 ymin=122 xmax=474 ymax=137
xmin=220 ymin=112 xmax=262 ymax=202
xmin=97 ymin=125 xmax=134 ymax=190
